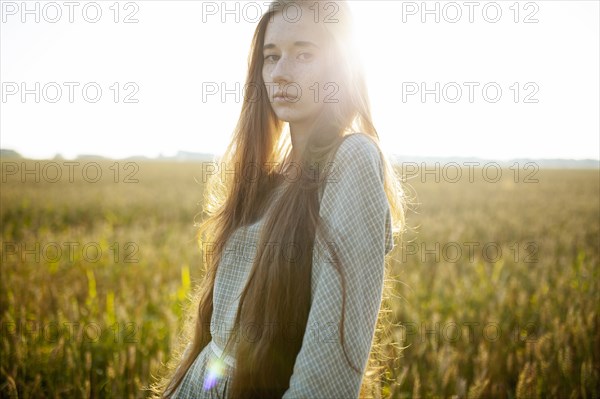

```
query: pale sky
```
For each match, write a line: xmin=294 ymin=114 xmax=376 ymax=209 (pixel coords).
xmin=1 ymin=0 xmax=599 ymax=160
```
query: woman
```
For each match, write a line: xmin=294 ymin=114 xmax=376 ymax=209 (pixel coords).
xmin=150 ymin=1 xmax=406 ymax=398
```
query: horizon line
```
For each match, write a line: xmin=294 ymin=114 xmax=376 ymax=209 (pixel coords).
xmin=1 ymin=148 xmax=599 ymax=164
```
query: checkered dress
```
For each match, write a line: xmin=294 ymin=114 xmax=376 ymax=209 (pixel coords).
xmin=172 ymin=133 xmax=395 ymax=399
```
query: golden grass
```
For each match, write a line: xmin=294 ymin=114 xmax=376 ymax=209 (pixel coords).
xmin=1 ymin=160 xmax=598 ymax=398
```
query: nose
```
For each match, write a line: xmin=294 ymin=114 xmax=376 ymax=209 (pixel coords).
xmin=270 ymin=55 xmax=293 ymax=85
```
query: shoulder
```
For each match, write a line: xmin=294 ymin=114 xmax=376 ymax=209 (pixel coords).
xmin=336 ymin=133 xmax=381 ymax=162
xmin=331 ymin=133 xmax=384 ymax=180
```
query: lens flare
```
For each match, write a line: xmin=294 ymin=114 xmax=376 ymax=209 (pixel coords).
xmin=203 ymin=355 xmax=226 ymax=391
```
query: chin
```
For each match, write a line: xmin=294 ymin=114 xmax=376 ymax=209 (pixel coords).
xmin=273 ymin=110 xmax=302 ymax=123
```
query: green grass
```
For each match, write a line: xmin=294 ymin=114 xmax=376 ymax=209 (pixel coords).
xmin=1 ymin=160 xmax=598 ymax=398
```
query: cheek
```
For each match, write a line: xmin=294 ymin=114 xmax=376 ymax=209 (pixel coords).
xmin=262 ymin=67 xmax=270 ymax=83
xmin=298 ymin=68 xmax=329 ymax=104
xmin=301 ymin=61 xmax=328 ymax=85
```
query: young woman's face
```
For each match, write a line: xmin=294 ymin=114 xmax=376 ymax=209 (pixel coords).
xmin=262 ymin=9 xmax=330 ymax=125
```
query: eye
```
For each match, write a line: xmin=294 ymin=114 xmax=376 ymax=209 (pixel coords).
xmin=298 ymin=52 xmax=314 ymax=61
xmin=264 ymin=54 xmax=279 ymax=62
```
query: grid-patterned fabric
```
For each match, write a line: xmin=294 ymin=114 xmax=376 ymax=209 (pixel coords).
xmin=172 ymin=133 xmax=394 ymax=399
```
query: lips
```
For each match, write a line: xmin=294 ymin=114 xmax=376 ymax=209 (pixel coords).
xmin=274 ymin=91 xmax=297 ymax=100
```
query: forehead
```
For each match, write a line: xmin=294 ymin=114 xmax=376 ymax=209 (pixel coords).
xmin=263 ymin=10 xmax=327 ymax=48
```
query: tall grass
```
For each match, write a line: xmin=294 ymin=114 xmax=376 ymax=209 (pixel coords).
xmin=1 ymin=160 xmax=598 ymax=398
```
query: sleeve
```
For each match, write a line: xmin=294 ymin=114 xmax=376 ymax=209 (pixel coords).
xmin=281 ymin=134 xmax=394 ymax=399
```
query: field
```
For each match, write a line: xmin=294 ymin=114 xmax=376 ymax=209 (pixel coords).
xmin=1 ymin=159 xmax=598 ymax=398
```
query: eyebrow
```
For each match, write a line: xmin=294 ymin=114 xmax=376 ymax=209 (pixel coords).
xmin=263 ymin=41 xmax=320 ymax=51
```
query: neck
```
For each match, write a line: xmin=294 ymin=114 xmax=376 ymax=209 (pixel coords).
xmin=289 ymin=121 xmax=313 ymax=163
xmin=280 ymin=123 xmax=308 ymax=180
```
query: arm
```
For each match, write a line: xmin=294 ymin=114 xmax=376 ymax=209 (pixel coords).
xmin=282 ymin=134 xmax=393 ymax=399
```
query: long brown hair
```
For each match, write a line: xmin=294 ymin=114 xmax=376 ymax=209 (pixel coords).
xmin=149 ymin=1 xmax=407 ymax=397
